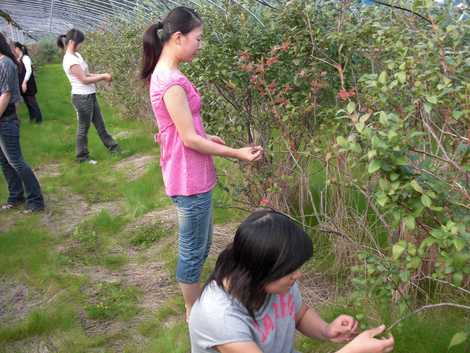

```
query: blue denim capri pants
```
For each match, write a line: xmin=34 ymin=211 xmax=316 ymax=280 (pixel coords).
xmin=171 ymin=190 xmax=213 ymax=284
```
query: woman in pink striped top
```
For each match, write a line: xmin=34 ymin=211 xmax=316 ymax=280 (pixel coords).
xmin=141 ymin=6 xmax=263 ymax=319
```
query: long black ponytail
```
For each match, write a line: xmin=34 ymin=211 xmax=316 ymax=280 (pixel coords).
xmin=56 ymin=29 xmax=85 ymax=50
xmin=0 ymin=32 xmax=18 ymax=64
xmin=140 ymin=6 xmax=202 ymax=82
xmin=14 ymin=42 xmax=29 ymax=56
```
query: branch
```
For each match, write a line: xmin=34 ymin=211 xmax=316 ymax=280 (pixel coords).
xmin=371 ymin=0 xmax=432 ymax=25
xmin=422 ymin=113 xmax=466 ymax=174
xmin=422 ymin=276 xmax=470 ymax=296
xmin=387 ymin=303 xmax=470 ymax=332
xmin=411 ymin=148 xmax=456 ymax=165
xmin=353 ymin=184 xmax=395 ymax=240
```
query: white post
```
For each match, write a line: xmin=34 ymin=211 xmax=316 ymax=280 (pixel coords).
xmin=8 ymin=22 xmax=14 ymax=41
xmin=49 ymin=0 xmax=55 ymax=33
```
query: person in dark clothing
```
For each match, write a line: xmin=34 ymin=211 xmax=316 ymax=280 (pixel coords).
xmin=0 ymin=33 xmax=44 ymax=212
xmin=13 ymin=42 xmax=43 ymax=123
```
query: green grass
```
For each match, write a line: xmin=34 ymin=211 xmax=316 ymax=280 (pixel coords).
xmin=297 ymin=308 xmax=470 ymax=353
xmin=129 ymin=223 xmax=173 ymax=248
xmin=0 ymin=219 xmax=55 ymax=280
xmin=0 ymin=305 xmax=76 ymax=343
xmin=65 ymin=210 xmax=128 ymax=268
xmin=135 ymin=296 xmax=189 ymax=353
xmin=85 ymin=282 xmax=141 ymax=321
xmin=122 ymin=163 xmax=171 ymax=216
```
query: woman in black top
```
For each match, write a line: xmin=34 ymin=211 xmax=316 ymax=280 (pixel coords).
xmin=13 ymin=42 xmax=43 ymax=123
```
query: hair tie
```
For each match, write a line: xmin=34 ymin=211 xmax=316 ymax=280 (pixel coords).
xmin=156 ymin=21 xmax=163 ymax=30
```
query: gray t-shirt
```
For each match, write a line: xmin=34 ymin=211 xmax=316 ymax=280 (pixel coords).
xmin=0 ymin=56 xmax=21 ymax=104
xmin=0 ymin=56 xmax=21 ymax=119
xmin=189 ymin=281 xmax=303 ymax=353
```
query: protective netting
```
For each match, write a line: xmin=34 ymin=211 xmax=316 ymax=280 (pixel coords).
xmin=0 ymin=0 xmax=279 ymax=41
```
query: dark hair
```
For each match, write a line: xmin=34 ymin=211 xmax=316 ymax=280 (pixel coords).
xmin=140 ymin=6 xmax=202 ymax=82
xmin=13 ymin=42 xmax=29 ymax=56
xmin=0 ymin=32 xmax=18 ymax=64
xmin=56 ymin=29 xmax=85 ymax=50
xmin=206 ymin=209 xmax=313 ymax=319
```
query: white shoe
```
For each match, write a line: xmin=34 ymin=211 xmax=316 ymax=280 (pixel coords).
xmin=87 ymin=159 xmax=98 ymax=165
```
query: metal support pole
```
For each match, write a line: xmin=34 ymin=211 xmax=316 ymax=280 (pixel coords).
xmin=9 ymin=22 xmax=14 ymax=41
xmin=49 ymin=0 xmax=55 ymax=33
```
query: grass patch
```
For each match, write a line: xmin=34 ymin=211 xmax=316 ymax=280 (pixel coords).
xmin=0 ymin=219 xmax=54 ymax=280
xmin=85 ymin=282 xmax=140 ymax=321
xmin=122 ymin=163 xmax=170 ymax=216
xmin=129 ymin=224 xmax=173 ymax=248
xmin=0 ymin=305 xmax=76 ymax=343
xmin=136 ymin=297 xmax=188 ymax=353
xmin=66 ymin=210 xmax=128 ymax=267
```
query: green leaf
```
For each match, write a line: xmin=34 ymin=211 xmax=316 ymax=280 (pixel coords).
xmin=355 ymin=121 xmax=365 ymax=132
xmin=378 ymin=71 xmax=387 ymax=85
xmin=359 ymin=113 xmax=371 ymax=123
xmin=368 ymin=160 xmax=381 ymax=174
xmin=425 ymin=95 xmax=438 ymax=104
xmin=395 ymin=156 xmax=408 ymax=166
xmin=452 ymin=111 xmax=464 ymax=120
xmin=336 ymin=136 xmax=347 ymax=146
xmin=424 ymin=103 xmax=432 ymax=114
xmin=392 ymin=241 xmax=406 ymax=260
xmin=367 ymin=150 xmax=377 ymax=160
xmin=407 ymin=257 xmax=421 ymax=269
xmin=453 ymin=239 xmax=466 ymax=252
xmin=379 ymin=112 xmax=388 ymax=125
xmin=376 ymin=193 xmax=388 ymax=207
xmin=448 ymin=332 xmax=468 ymax=349
xmin=410 ymin=180 xmax=424 ymax=194
xmin=421 ymin=194 xmax=432 ymax=208
xmin=399 ymin=270 xmax=411 ymax=282
xmin=452 ymin=272 xmax=464 ymax=286
xmin=404 ymin=216 xmax=416 ymax=230
xmin=379 ymin=178 xmax=389 ymax=191
xmin=347 ymin=102 xmax=356 ymax=114
xmin=396 ymin=71 xmax=406 ymax=84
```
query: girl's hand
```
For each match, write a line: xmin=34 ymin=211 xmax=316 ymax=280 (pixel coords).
xmin=341 ymin=325 xmax=394 ymax=353
xmin=102 ymin=73 xmax=112 ymax=82
xmin=21 ymin=82 xmax=27 ymax=93
xmin=325 ymin=315 xmax=359 ymax=342
xmin=236 ymin=146 xmax=263 ymax=162
xmin=208 ymin=135 xmax=225 ymax=145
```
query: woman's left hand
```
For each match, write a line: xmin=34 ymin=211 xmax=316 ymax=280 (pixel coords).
xmin=208 ymin=135 xmax=225 ymax=145
xmin=325 ymin=315 xmax=359 ymax=342
xmin=21 ymin=82 xmax=27 ymax=93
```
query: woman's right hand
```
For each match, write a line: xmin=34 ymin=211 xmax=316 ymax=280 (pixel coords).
xmin=236 ymin=146 xmax=263 ymax=162
xmin=340 ymin=325 xmax=394 ymax=353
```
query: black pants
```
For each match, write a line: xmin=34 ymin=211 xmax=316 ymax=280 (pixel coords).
xmin=23 ymin=95 xmax=43 ymax=123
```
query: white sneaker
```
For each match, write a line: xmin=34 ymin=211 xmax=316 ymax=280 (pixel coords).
xmin=87 ymin=159 xmax=98 ymax=165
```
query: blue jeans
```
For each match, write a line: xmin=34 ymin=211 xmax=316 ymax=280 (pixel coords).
xmin=0 ymin=119 xmax=44 ymax=210
xmin=171 ymin=190 xmax=213 ymax=284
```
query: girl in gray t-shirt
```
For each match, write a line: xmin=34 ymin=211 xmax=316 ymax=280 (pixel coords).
xmin=189 ymin=210 xmax=394 ymax=353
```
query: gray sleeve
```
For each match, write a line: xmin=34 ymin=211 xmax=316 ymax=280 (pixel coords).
xmin=0 ymin=61 xmax=14 ymax=96
xmin=191 ymin=307 xmax=254 ymax=350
